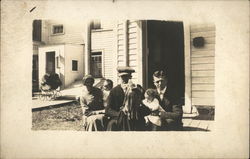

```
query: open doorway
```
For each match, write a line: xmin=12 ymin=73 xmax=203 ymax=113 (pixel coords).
xmin=146 ymin=20 xmax=185 ymax=104
xmin=46 ymin=51 xmax=56 ymax=74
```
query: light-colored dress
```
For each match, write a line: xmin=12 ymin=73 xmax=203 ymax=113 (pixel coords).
xmin=143 ymin=98 xmax=165 ymax=126
xmin=102 ymin=89 xmax=110 ymax=107
xmin=80 ymin=86 xmax=105 ymax=131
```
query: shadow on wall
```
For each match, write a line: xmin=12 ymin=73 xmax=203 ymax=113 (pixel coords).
xmin=59 ymin=73 xmax=65 ymax=89
xmin=59 ymin=54 xmax=65 ymax=88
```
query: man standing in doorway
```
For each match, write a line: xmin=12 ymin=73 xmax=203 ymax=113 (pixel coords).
xmin=152 ymin=70 xmax=183 ymax=130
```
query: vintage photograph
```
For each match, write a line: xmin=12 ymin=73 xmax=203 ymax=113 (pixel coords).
xmin=1 ymin=1 xmax=249 ymax=158
xmin=32 ymin=19 xmax=215 ymax=131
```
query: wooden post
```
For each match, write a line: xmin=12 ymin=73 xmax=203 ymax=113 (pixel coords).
xmin=124 ymin=20 xmax=128 ymax=66
xmin=183 ymin=22 xmax=192 ymax=113
xmin=85 ymin=21 xmax=91 ymax=75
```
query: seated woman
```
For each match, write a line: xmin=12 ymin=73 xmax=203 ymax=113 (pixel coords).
xmin=80 ymin=75 xmax=105 ymax=131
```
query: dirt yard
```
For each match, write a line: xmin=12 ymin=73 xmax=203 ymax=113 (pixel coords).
xmin=32 ymin=103 xmax=85 ymax=131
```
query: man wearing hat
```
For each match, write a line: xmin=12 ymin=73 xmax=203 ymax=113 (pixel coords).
xmin=151 ymin=70 xmax=183 ymax=130
xmin=105 ymin=66 xmax=146 ymax=131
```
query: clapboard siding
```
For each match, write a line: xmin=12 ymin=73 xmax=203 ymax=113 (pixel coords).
xmin=91 ymin=30 xmax=115 ymax=79
xmin=192 ymin=77 xmax=214 ymax=84
xmin=192 ymin=70 xmax=214 ymax=77
xmin=192 ymin=84 xmax=214 ymax=91
xmin=191 ymin=44 xmax=215 ymax=52
xmin=190 ymin=31 xmax=215 ymax=38
xmin=192 ymin=91 xmax=214 ymax=98
xmin=191 ymin=50 xmax=214 ymax=57
xmin=117 ymin=21 xmax=126 ymax=68
xmin=191 ymin=64 xmax=214 ymax=70
xmin=192 ymin=98 xmax=214 ymax=105
xmin=191 ymin=57 xmax=214 ymax=64
xmin=128 ymin=21 xmax=139 ymax=84
xmin=190 ymin=24 xmax=215 ymax=106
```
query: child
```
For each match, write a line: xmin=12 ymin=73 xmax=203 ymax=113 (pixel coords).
xmin=143 ymin=88 xmax=165 ymax=127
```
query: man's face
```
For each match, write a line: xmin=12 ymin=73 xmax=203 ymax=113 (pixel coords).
xmin=153 ymin=76 xmax=167 ymax=90
xmin=120 ymin=74 xmax=131 ymax=84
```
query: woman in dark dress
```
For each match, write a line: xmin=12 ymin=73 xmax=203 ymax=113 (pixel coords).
xmin=80 ymin=75 xmax=105 ymax=131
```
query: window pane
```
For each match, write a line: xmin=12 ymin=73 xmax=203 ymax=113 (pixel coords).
xmin=53 ymin=25 xmax=64 ymax=34
xmin=91 ymin=52 xmax=102 ymax=77
xmin=72 ymin=60 xmax=78 ymax=71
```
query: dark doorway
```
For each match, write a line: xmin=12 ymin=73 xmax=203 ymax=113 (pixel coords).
xmin=147 ymin=20 xmax=185 ymax=104
xmin=32 ymin=55 xmax=39 ymax=92
xmin=46 ymin=51 xmax=55 ymax=74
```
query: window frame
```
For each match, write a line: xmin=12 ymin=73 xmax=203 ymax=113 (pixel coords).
xmin=90 ymin=50 xmax=104 ymax=78
xmin=51 ymin=24 xmax=65 ymax=36
xmin=72 ymin=60 xmax=78 ymax=72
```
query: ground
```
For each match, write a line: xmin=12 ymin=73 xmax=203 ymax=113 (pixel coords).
xmin=32 ymin=103 xmax=85 ymax=131
xmin=32 ymin=102 xmax=214 ymax=131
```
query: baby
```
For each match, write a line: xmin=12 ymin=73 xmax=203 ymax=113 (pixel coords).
xmin=143 ymin=88 xmax=165 ymax=127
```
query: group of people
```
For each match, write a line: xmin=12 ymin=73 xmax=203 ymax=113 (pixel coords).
xmin=79 ymin=66 xmax=183 ymax=131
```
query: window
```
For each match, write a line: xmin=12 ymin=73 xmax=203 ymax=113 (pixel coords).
xmin=90 ymin=52 xmax=102 ymax=77
xmin=72 ymin=60 xmax=78 ymax=71
xmin=32 ymin=20 xmax=41 ymax=41
xmin=52 ymin=25 xmax=64 ymax=35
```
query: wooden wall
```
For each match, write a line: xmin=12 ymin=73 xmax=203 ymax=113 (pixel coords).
xmin=128 ymin=20 xmax=139 ymax=82
xmin=190 ymin=24 xmax=215 ymax=106
xmin=91 ymin=29 xmax=115 ymax=80
xmin=117 ymin=20 xmax=140 ymax=84
xmin=47 ymin=20 xmax=85 ymax=45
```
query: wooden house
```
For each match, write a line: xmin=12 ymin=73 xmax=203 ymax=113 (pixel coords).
xmin=33 ymin=20 xmax=85 ymax=90
xmin=85 ymin=20 xmax=215 ymax=113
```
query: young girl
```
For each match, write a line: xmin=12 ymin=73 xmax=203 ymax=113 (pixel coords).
xmin=143 ymin=88 xmax=165 ymax=127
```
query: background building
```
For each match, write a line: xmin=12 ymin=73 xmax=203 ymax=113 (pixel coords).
xmin=32 ymin=20 xmax=85 ymax=91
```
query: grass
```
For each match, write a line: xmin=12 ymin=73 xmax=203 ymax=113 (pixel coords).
xmin=32 ymin=103 xmax=85 ymax=131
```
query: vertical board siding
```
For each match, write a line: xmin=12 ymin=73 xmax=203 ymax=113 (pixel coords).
xmin=115 ymin=20 xmax=139 ymax=84
xmin=128 ymin=21 xmax=139 ymax=84
xmin=91 ymin=30 xmax=115 ymax=80
xmin=190 ymin=24 xmax=215 ymax=106
xmin=117 ymin=21 xmax=126 ymax=67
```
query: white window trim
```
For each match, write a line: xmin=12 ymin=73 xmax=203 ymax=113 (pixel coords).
xmin=51 ymin=24 xmax=65 ymax=36
xmin=91 ymin=49 xmax=104 ymax=78
xmin=72 ymin=60 xmax=78 ymax=72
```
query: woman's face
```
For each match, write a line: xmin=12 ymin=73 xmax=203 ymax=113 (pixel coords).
xmin=103 ymin=81 xmax=111 ymax=91
xmin=84 ymin=79 xmax=94 ymax=90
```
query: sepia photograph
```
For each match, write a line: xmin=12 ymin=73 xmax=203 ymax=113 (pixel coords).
xmin=1 ymin=0 xmax=249 ymax=158
xmin=32 ymin=19 xmax=215 ymax=131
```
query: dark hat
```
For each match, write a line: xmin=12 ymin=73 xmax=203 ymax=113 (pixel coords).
xmin=117 ymin=66 xmax=135 ymax=76
xmin=82 ymin=75 xmax=94 ymax=85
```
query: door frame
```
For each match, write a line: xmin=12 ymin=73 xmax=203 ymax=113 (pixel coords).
xmin=141 ymin=20 xmax=192 ymax=113
xmin=45 ymin=51 xmax=56 ymax=74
